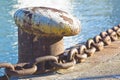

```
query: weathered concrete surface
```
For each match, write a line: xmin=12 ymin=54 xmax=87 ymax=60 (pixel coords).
xmin=12 ymin=40 xmax=120 ymax=80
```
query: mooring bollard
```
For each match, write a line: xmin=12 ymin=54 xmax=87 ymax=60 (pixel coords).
xmin=14 ymin=7 xmax=81 ymax=73
xmin=1 ymin=7 xmax=120 ymax=79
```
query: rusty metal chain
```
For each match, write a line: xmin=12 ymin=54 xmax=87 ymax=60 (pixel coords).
xmin=0 ymin=25 xmax=120 ymax=78
xmin=0 ymin=55 xmax=76 ymax=77
xmin=63 ymin=25 xmax=120 ymax=64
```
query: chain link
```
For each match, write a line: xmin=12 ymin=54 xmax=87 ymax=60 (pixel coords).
xmin=78 ymin=45 xmax=87 ymax=54
xmin=109 ymin=31 xmax=118 ymax=41
xmin=77 ymin=45 xmax=88 ymax=62
xmin=67 ymin=48 xmax=78 ymax=61
xmin=116 ymin=28 xmax=120 ymax=37
xmin=51 ymin=60 xmax=76 ymax=69
xmin=112 ymin=26 xmax=119 ymax=31
xmin=0 ymin=63 xmax=14 ymax=80
xmin=5 ymin=63 xmax=37 ymax=77
xmin=0 ymin=63 xmax=14 ymax=70
xmin=33 ymin=56 xmax=58 ymax=65
xmin=93 ymin=35 xmax=104 ymax=51
xmin=94 ymin=35 xmax=102 ymax=43
xmin=100 ymin=31 xmax=111 ymax=45
xmin=85 ymin=39 xmax=96 ymax=56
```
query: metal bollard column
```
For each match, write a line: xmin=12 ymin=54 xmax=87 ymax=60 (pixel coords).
xmin=15 ymin=7 xmax=81 ymax=74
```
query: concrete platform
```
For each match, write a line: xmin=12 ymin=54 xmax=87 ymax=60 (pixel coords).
xmin=12 ymin=40 xmax=120 ymax=80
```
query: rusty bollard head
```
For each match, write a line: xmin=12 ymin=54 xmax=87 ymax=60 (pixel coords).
xmin=15 ymin=7 xmax=81 ymax=59
xmin=14 ymin=7 xmax=81 ymax=38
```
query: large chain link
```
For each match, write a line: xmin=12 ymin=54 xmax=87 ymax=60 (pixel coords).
xmin=94 ymin=35 xmax=104 ymax=51
xmin=0 ymin=63 xmax=14 ymax=70
xmin=0 ymin=24 xmax=120 ymax=78
xmin=5 ymin=63 xmax=37 ymax=77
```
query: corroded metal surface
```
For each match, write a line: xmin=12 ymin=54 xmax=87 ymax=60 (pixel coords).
xmin=14 ymin=7 xmax=81 ymax=37
xmin=18 ymin=29 xmax=64 ymax=73
xmin=15 ymin=7 xmax=81 ymax=74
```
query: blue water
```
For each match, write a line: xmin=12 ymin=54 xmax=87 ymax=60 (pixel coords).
xmin=0 ymin=0 xmax=18 ymax=64
xmin=0 ymin=0 xmax=120 ymax=76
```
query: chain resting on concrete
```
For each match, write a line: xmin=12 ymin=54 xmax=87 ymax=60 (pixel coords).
xmin=0 ymin=24 xmax=120 ymax=79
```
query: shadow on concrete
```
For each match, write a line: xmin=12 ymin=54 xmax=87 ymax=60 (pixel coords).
xmin=10 ymin=71 xmax=60 ymax=80
xmin=75 ymin=74 xmax=120 ymax=80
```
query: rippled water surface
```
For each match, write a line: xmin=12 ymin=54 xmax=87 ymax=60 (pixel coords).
xmin=0 ymin=0 xmax=120 ymax=75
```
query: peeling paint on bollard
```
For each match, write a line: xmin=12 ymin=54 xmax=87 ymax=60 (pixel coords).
xmin=14 ymin=7 xmax=81 ymax=73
